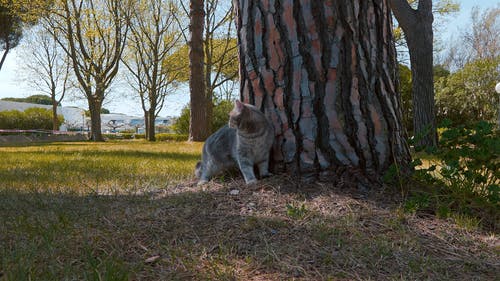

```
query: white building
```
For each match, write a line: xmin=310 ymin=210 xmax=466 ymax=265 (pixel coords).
xmin=101 ymin=113 xmax=172 ymax=133
xmin=0 ymin=100 xmax=173 ymax=133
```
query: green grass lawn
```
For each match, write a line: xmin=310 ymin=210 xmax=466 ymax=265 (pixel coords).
xmin=0 ymin=141 xmax=498 ymax=280
xmin=0 ymin=141 xmax=202 ymax=194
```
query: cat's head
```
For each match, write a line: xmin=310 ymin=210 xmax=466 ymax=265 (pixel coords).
xmin=228 ymin=100 xmax=261 ymax=132
xmin=228 ymin=100 xmax=246 ymax=129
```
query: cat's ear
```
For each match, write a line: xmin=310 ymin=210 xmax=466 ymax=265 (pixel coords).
xmin=234 ymin=100 xmax=244 ymax=113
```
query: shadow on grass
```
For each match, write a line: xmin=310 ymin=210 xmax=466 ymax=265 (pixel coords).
xmin=1 ymin=180 xmax=498 ymax=281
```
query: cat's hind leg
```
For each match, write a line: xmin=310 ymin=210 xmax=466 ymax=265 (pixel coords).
xmin=257 ymin=159 xmax=272 ymax=178
xmin=197 ymin=160 xmax=221 ymax=185
xmin=198 ymin=168 xmax=214 ymax=185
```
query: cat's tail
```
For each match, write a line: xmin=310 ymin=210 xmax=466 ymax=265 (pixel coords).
xmin=194 ymin=161 xmax=203 ymax=178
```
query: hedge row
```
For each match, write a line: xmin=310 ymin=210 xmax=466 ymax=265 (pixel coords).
xmin=0 ymin=108 xmax=63 ymax=130
xmin=103 ymin=133 xmax=188 ymax=141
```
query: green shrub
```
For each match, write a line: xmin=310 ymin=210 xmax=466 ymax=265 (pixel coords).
xmin=407 ymin=120 xmax=499 ymax=230
xmin=156 ymin=133 xmax=188 ymax=142
xmin=0 ymin=108 xmax=63 ymax=130
xmin=121 ymin=133 xmax=134 ymax=140
xmin=103 ymin=134 xmax=123 ymax=140
xmin=435 ymin=120 xmax=499 ymax=204
xmin=103 ymin=133 xmax=135 ymax=140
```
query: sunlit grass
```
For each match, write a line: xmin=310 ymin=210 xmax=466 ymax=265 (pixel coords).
xmin=0 ymin=141 xmax=203 ymax=194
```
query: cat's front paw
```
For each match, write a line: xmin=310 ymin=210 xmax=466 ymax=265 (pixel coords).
xmin=260 ymin=172 xmax=273 ymax=178
xmin=245 ymin=179 xmax=258 ymax=185
xmin=197 ymin=180 xmax=209 ymax=186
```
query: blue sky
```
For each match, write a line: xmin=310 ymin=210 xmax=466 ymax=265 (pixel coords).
xmin=0 ymin=0 xmax=498 ymax=116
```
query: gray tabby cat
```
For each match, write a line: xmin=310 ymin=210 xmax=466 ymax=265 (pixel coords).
xmin=195 ymin=100 xmax=274 ymax=185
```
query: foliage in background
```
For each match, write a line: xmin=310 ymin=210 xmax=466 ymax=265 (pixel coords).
xmin=165 ymin=38 xmax=238 ymax=87
xmin=0 ymin=107 xmax=64 ymax=130
xmin=435 ymin=57 xmax=500 ymax=125
xmin=1 ymin=94 xmax=55 ymax=105
xmin=0 ymin=0 xmax=51 ymax=71
xmin=0 ymin=2 xmax=23 ymax=71
xmin=398 ymin=64 xmax=412 ymax=131
xmin=171 ymin=99 xmax=233 ymax=136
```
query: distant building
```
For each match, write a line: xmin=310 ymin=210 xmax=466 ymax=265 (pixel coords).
xmin=101 ymin=113 xmax=173 ymax=133
xmin=0 ymin=100 xmax=173 ymax=133
xmin=0 ymin=100 xmax=54 ymax=112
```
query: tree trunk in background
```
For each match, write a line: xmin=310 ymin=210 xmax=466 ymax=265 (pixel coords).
xmin=88 ymin=97 xmax=104 ymax=142
xmin=148 ymin=109 xmax=156 ymax=141
xmin=144 ymin=110 xmax=150 ymax=140
xmin=389 ymin=0 xmax=437 ymax=148
xmin=189 ymin=0 xmax=210 ymax=141
xmin=407 ymin=23 xmax=436 ymax=147
xmin=234 ymin=0 xmax=411 ymax=185
xmin=0 ymin=41 xmax=8 ymax=72
xmin=51 ymin=99 xmax=58 ymax=131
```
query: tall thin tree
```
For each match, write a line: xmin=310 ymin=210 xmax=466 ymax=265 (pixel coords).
xmin=188 ymin=0 xmax=209 ymax=141
xmin=18 ymin=25 xmax=71 ymax=131
xmin=123 ymin=0 xmax=182 ymax=141
xmin=46 ymin=0 xmax=130 ymax=141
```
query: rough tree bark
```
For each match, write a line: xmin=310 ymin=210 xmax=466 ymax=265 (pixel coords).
xmin=389 ymin=0 xmax=437 ymax=147
xmin=189 ymin=0 xmax=210 ymax=141
xmin=234 ymin=0 xmax=411 ymax=185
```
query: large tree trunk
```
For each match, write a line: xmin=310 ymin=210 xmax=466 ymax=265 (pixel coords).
xmin=189 ymin=0 xmax=210 ymax=141
xmin=234 ymin=0 xmax=411 ymax=185
xmin=389 ymin=0 xmax=437 ymax=148
xmin=88 ymin=97 xmax=104 ymax=142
